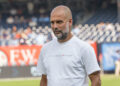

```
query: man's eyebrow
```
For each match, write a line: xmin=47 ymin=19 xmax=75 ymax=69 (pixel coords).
xmin=50 ymin=20 xmax=63 ymax=23
xmin=56 ymin=20 xmax=63 ymax=22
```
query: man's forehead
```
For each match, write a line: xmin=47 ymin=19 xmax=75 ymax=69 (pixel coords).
xmin=51 ymin=10 xmax=66 ymax=17
xmin=50 ymin=10 xmax=66 ymax=20
xmin=50 ymin=16 xmax=66 ymax=22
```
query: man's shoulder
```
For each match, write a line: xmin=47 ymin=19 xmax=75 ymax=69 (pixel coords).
xmin=42 ymin=38 xmax=56 ymax=50
xmin=74 ymin=36 xmax=90 ymax=46
xmin=73 ymin=36 xmax=92 ymax=50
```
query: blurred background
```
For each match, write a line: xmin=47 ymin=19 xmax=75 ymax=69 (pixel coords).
xmin=0 ymin=0 xmax=120 ymax=86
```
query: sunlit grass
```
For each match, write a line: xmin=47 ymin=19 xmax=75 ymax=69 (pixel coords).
xmin=0 ymin=74 xmax=120 ymax=86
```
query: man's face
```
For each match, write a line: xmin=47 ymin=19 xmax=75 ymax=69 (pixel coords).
xmin=50 ymin=11 xmax=70 ymax=40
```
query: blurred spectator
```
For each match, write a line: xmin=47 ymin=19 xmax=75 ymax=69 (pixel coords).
xmin=27 ymin=2 xmax=34 ymax=14
xmin=38 ymin=15 xmax=49 ymax=26
xmin=43 ymin=15 xmax=49 ymax=23
xmin=97 ymin=22 xmax=106 ymax=30
xmin=35 ymin=31 xmax=47 ymax=45
xmin=20 ymin=16 xmax=26 ymax=24
xmin=39 ymin=8 xmax=46 ymax=14
xmin=15 ymin=32 xmax=21 ymax=39
xmin=2 ymin=31 xmax=8 ymax=39
xmin=31 ymin=16 xmax=37 ymax=22
xmin=19 ymin=27 xmax=36 ymax=45
xmin=38 ymin=15 xmax=45 ymax=22
xmin=19 ymin=38 xmax=26 ymax=45
xmin=26 ymin=27 xmax=35 ymax=39
xmin=106 ymin=22 xmax=114 ymax=30
xmin=11 ymin=26 xmax=17 ymax=39
xmin=101 ymin=0 xmax=108 ymax=9
xmin=8 ymin=26 xmax=20 ymax=46
xmin=0 ymin=14 xmax=2 ymax=23
xmin=72 ymin=24 xmax=80 ymax=35
xmin=17 ymin=8 xmax=23 ymax=15
xmin=20 ymin=32 xmax=27 ymax=44
xmin=29 ymin=20 xmax=37 ymax=27
xmin=112 ymin=49 xmax=120 ymax=76
xmin=14 ymin=16 xmax=20 ymax=24
xmin=10 ymin=8 xmax=17 ymax=15
xmin=47 ymin=32 xmax=53 ymax=42
xmin=6 ymin=16 xmax=14 ymax=24
xmin=1 ymin=30 xmax=10 ymax=46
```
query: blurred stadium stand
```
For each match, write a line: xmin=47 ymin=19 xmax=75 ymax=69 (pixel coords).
xmin=0 ymin=0 xmax=119 ymax=46
xmin=72 ymin=23 xmax=120 ymax=43
xmin=84 ymin=4 xmax=117 ymax=24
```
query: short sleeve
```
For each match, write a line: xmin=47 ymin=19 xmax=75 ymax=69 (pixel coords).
xmin=81 ymin=45 xmax=100 ymax=75
xmin=36 ymin=48 xmax=47 ymax=75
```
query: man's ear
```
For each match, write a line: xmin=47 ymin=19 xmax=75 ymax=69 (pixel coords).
xmin=69 ymin=19 xmax=72 ymax=27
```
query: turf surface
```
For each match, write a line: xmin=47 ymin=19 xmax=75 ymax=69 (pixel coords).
xmin=0 ymin=79 xmax=40 ymax=86
xmin=0 ymin=75 xmax=120 ymax=86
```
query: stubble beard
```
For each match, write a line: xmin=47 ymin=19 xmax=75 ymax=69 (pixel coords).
xmin=54 ymin=22 xmax=69 ymax=40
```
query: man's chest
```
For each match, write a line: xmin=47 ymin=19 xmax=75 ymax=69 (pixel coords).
xmin=43 ymin=47 xmax=83 ymax=71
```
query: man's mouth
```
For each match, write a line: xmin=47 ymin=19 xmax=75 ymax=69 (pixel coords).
xmin=54 ymin=31 xmax=61 ymax=34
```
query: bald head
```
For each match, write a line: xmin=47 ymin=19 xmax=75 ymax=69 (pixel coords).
xmin=50 ymin=5 xmax=72 ymax=20
xmin=50 ymin=5 xmax=73 ymax=42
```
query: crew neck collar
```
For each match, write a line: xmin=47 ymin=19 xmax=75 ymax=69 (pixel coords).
xmin=55 ymin=35 xmax=75 ymax=45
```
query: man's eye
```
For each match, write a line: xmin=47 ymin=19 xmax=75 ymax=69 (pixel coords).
xmin=51 ymin=22 xmax=54 ymax=24
xmin=57 ymin=21 xmax=62 ymax=24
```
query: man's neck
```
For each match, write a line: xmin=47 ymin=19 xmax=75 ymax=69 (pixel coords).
xmin=58 ymin=33 xmax=73 ymax=43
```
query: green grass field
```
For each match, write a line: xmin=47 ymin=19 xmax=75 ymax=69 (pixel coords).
xmin=0 ymin=75 xmax=120 ymax=86
xmin=100 ymin=74 xmax=120 ymax=86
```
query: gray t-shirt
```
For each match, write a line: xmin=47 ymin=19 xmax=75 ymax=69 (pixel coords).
xmin=37 ymin=36 xmax=100 ymax=86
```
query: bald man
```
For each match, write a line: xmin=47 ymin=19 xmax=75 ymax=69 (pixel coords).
xmin=37 ymin=5 xmax=101 ymax=86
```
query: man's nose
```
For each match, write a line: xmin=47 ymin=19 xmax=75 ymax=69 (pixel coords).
xmin=53 ymin=23 xmax=58 ymax=28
